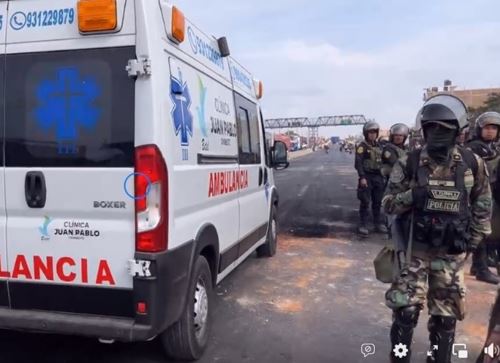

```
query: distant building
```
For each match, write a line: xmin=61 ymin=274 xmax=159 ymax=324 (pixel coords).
xmin=379 ymin=129 xmax=390 ymax=138
xmin=423 ymin=79 xmax=500 ymax=109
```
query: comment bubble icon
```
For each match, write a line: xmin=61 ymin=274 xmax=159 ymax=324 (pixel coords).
xmin=361 ymin=343 xmax=376 ymax=358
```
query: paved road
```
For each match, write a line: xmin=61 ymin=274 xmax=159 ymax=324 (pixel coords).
xmin=275 ymin=147 xmax=359 ymax=237
xmin=1 ymin=148 xmax=495 ymax=363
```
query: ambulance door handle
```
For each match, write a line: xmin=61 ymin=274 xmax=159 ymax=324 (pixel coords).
xmin=25 ymin=171 xmax=47 ymax=208
xmin=258 ymin=167 xmax=263 ymax=186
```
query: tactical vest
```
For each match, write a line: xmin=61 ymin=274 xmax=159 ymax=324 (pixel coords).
xmin=409 ymin=150 xmax=474 ymax=252
xmin=361 ymin=142 xmax=382 ymax=173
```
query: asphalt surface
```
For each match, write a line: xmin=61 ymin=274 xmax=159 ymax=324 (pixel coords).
xmin=1 ymin=147 xmax=496 ymax=363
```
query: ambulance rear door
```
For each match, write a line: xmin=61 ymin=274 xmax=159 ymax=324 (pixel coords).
xmin=4 ymin=0 xmax=137 ymax=317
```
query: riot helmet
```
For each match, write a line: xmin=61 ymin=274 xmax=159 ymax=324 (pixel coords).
xmin=363 ymin=121 xmax=380 ymax=140
xmin=389 ymin=123 xmax=409 ymax=144
xmin=419 ymin=94 xmax=468 ymax=162
xmin=475 ymin=111 xmax=500 ymax=142
xmin=414 ymin=108 xmax=423 ymax=132
xmin=420 ymin=94 xmax=468 ymax=131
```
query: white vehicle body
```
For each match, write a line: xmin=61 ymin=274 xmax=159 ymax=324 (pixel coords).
xmin=0 ymin=0 xmax=284 ymax=359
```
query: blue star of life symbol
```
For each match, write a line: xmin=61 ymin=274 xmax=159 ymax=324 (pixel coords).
xmin=35 ymin=67 xmax=101 ymax=154
xmin=170 ymin=70 xmax=193 ymax=147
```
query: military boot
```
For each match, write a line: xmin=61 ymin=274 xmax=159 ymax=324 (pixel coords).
xmin=375 ymin=223 xmax=388 ymax=233
xmin=358 ymin=215 xmax=369 ymax=236
xmin=472 ymin=243 xmax=500 ymax=284
xmin=358 ymin=224 xmax=369 ymax=236
xmin=426 ymin=316 xmax=456 ymax=363
xmin=476 ymin=268 xmax=500 ymax=284
xmin=470 ymin=264 xmax=477 ymax=276
xmin=390 ymin=306 xmax=419 ymax=363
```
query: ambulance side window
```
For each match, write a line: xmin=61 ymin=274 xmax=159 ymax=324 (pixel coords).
xmin=235 ymin=93 xmax=261 ymax=165
xmin=260 ymin=109 xmax=271 ymax=167
xmin=238 ymin=107 xmax=251 ymax=153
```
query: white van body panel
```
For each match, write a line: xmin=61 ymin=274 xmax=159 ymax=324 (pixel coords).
xmin=0 ymin=0 xmax=278 ymax=343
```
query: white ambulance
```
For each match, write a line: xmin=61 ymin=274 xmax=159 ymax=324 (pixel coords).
xmin=0 ymin=0 xmax=289 ymax=360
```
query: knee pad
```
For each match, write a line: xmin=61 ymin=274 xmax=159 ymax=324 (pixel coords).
xmin=428 ymin=315 xmax=456 ymax=332
xmin=394 ymin=306 xmax=420 ymax=328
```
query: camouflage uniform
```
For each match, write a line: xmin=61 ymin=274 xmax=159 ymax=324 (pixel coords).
xmin=383 ymin=145 xmax=491 ymax=362
xmin=385 ymin=250 xmax=467 ymax=319
xmin=383 ymin=146 xmax=491 ymax=316
xmin=467 ymin=138 xmax=500 ymax=283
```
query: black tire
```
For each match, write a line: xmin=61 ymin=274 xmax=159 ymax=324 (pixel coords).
xmin=257 ymin=206 xmax=278 ymax=258
xmin=161 ymin=256 xmax=213 ymax=361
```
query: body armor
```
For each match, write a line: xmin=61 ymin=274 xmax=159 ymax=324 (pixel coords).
xmin=412 ymin=153 xmax=471 ymax=252
xmin=360 ymin=141 xmax=383 ymax=173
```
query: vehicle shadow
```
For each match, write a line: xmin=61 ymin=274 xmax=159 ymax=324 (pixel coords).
xmin=0 ymin=329 xmax=170 ymax=363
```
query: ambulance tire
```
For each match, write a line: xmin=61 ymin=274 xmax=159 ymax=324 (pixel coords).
xmin=161 ymin=255 xmax=213 ymax=361
xmin=257 ymin=206 xmax=278 ymax=258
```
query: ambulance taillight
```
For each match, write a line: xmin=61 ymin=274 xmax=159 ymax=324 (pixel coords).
xmin=77 ymin=0 xmax=118 ymax=33
xmin=134 ymin=145 xmax=169 ymax=252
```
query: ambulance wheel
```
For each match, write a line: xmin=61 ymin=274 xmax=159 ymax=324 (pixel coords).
xmin=257 ymin=206 xmax=278 ymax=258
xmin=161 ymin=255 xmax=213 ymax=361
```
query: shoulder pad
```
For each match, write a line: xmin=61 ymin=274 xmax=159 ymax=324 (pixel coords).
xmin=383 ymin=149 xmax=393 ymax=159
xmin=467 ymin=140 xmax=489 ymax=157
xmin=389 ymin=162 xmax=405 ymax=184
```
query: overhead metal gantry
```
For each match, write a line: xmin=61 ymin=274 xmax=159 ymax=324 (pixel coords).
xmin=264 ymin=115 xmax=370 ymax=129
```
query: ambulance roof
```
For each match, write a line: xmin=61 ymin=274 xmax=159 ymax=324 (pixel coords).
xmin=166 ymin=7 xmax=259 ymax=102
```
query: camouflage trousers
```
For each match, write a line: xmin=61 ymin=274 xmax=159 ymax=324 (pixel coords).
xmin=385 ymin=250 xmax=467 ymax=320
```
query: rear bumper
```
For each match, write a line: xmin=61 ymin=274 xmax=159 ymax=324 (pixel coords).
xmin=0 ymin=240 xmax=196 ymax=341
xmin=0 ymin=309 xmax=151 ymax=341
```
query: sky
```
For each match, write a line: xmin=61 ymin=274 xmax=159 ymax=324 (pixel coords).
xmin=173 ymin=1 xmax=500 ymax=138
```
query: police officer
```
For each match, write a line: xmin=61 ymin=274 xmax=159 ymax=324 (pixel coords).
xmin=382 ymin=123 xmax=410 ymax=263
xmin=383 ymin=94 xmax=492 ymax=363
xmin=355 ymin=121 xmax=388 ymax=236
xmin=468 ymin=112 xmax=500 ymax=284
xmin=381 ymin=123 xmax=410 ymax=179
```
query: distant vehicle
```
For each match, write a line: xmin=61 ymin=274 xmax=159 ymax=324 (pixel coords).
xmin=274 ymin=133 xmax=292 ymax=151
xmin=330 ymin=136 xmax=340 ymax=144
xmin=290 ymin=136 xmax=301 ymax=151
